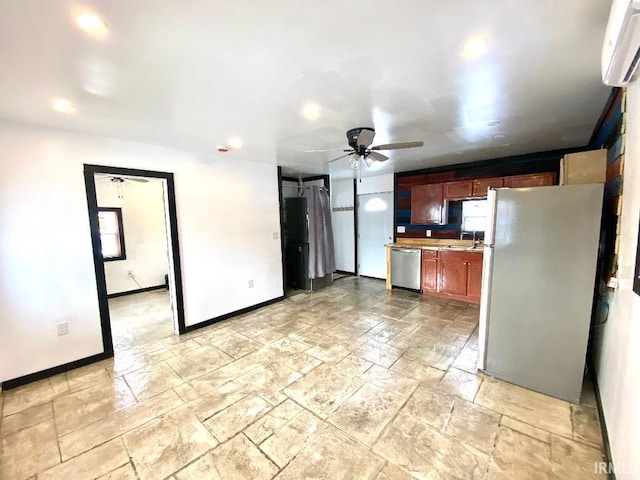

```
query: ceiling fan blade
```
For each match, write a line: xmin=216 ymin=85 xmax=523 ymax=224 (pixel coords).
xmin=328 ymin=152 xmax=353 ymax=163
xmin=368 ymin=151 xmax=389 ymax=162
xmin=357 ymin=129 xmax=375 ymax=148
xmin=370 ymin=141 xmax=424 ymax=151
xmin=127 ymin=177 xmax=150 ymax=183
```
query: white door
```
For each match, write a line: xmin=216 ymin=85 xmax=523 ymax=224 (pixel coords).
xmin=357 ymin=192 xmax=394 ymax=278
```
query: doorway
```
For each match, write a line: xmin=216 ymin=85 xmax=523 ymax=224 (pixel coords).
xmin=84 ymin=164 xmax=186 ymax=356
xmin=357 ymin=191 xmax=394 ymax=279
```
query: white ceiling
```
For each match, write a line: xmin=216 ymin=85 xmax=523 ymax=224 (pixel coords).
xmin=0 ymin=1 xmax=613 ymax=180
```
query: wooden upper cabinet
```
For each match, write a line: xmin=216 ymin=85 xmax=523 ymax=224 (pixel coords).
xmin=472 ymin=177 xmax=504 ymax=197
xmin=444 ymin=180 xmax=473 ymax=200
xmin=506 ymin=173 xmax=556 ymax=188
xmin=411 ymin=184 xmax=446 ymax=225
xmin=421 ymin=250 xmax=438 ymax=292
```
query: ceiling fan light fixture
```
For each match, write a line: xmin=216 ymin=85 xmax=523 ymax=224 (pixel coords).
xmin=52 ymin=98 xmax=76 ymax=113
xmin=302 ymin=103 xmax=321 ymax=121
xmin=76 ymin=13 xmax=108 ymax=36
xmin=349 ymin=155 xmax=360 ymax=169
xmin=462 ymin=35 xmax=489 ymax=58
xmin=227 ymin=136 xmax=243 ymax=149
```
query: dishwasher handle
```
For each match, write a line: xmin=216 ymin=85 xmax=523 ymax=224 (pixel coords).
xmin=391 ymin=248 xmax=421 ymax=254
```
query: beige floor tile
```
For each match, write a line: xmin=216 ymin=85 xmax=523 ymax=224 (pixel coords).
xmin=204 ymin=394 xmax=271 ymax=441
xmin=124 ymin=406 xmax=218 ymax=480
xmin=276 ymin=427 xmax=385 ymax=480
xmin=329 ymin=383 xmax=406 ymax=446
xmin=333 ymin=354 xmax=375 ymax=376
xmin=451 ymin=345 xmax=479 ymax=373
xmin=173 ymin=382 xmax=201 ymax=402
xmin=259 ymin=409 xmax=327 ymax=468
xmin=123 ymin=361 xmax=185 ymax=400
xmin=437 ymin=367 xmax=483 ymax=401
xmin=0 ymin=419 xmax=60 ymax=479
xmin=404 ymin=384 xmax=456 ymax=431
xmin=550 ymin=435 xmax=606 ymax=480
xmin=402 ymin=344 xmax=461 ymax=371
xmin=66 ymin=366 xmax=112 ymax=393
xmin=374 ymin=410 xmax=488 ymax=479
xmin=444 ymin=400 xmax=501 ymax=454
xmin=177 ymin=433 xmax=278 ymax=480
xmin=165 ymin=345 xmax=234 ymax=380
xmin=282 ymin=351 xmax=322 ymax=375
xmin=189 ymin=357 xmax=260 ymax=396
xmin=211 ymin=331 xmax=262 ymax=359
xmin=361 ymin=365 xmax=420 ymax=398
xmin=0 ymin=401 xmax=53 ymax=437
xmin=571 ymin=404 xmax=603 ymax=447
xmin=390 ymin=357 xmax=445 ymax=384
xmin=188 ymin=380 xmax=251 ymax=422
xmin=499 ymin=415 xmax=550 ymax=443
xmin=244 ymin=399 xmax=303 ymax=444
xmin=488 ymin=426 xmax=552 ymax=480
xmin=474 ymin=376 xmax=572 ymax=437
xmin=2 ymin=375 xmax=69 ymax=416
xmin=39 ymin=437 xmax=128 ymax=480
xmin=97 ymin=462 xmax=138 ymax=480
xmin=53 ymin=377 xmax=137 ymax=436
xmin=283 ymin=364 xmax=365 ymax=418
xmin=353 ymin=339 xmax=405 ymax=368
xmin=236 ymin=363 xmax=302 ymax=405
xmin=59 ymin=389 xmax=184 ymax=461
xmin=374 ymin=463 xmax=415 ymax=480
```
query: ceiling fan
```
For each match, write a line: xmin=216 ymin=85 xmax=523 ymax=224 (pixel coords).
xmin=329 ymin=127 xmax=424 ymax=169
xmin=95 ymin=173 xmax=149 ymax=184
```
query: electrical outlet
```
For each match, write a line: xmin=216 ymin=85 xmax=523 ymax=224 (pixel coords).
xmin=57 ymin=321 xmax=69 ymax=336
xmin=397 ymin=226 xmax=406 ymax=233
xmin=127 ymin=270 xmax=133 ymax=276
xmin=248 ymin=280 xmax=254 ymax=288
xmin=426 ymin=230 xmax=432 ymax=237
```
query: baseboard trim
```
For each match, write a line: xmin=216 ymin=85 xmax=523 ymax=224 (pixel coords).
xmin=182 ymin=295 xmax=285 ymax=334
xmin=335 ymin=270 xmax=355 ymax=276
xmin=588 ymin=361 xmax=616 ymax=480
xmin=107 ymin=285 xmax=166 ymax=299
xmin=1 ymin=351 xmax=113 ymax=391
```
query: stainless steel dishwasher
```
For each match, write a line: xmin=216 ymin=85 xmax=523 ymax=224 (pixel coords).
xmin=390 ymin=247 xmax=421 ymax=290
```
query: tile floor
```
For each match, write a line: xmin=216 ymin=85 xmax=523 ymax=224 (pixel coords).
xmin=0 ymin=277 xmax=606 ymax=479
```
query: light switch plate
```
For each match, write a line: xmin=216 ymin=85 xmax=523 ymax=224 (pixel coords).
xmin=272 ymin=232 xmax=279 ymax=240
xmin=426 ymin=230 xmax=432 ymax=237
xmin=397 ymin=226 xmax=406 ymax=233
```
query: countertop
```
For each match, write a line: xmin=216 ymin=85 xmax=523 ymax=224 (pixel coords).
xmin=385 ymin=240 xmax=484 ymax=253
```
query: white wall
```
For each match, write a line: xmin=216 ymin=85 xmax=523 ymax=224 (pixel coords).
xmin=96 ymin=178 xmax=168 ymax=295
xmin=0 ymin=122 xmax=283 ymax=383
xmin=593 ymin=84 xmax=640 ymax=479
xmin=331 ymin=178 xmax=355 ymax=273
xmin=356 ymin=173 xmax=394 ymax=195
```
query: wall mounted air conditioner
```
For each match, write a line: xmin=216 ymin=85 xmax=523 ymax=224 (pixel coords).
xmin=602 ymin=0 xmax=640 ymax=86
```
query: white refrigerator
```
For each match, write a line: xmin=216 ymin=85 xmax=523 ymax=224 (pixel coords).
xmin=478 ymin=184 xmax=603 ymax=403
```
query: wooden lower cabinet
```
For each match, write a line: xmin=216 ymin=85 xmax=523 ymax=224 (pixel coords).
xmin=439 ymin=260 xmax=468 ymax=296
xmin=466 ymin=261 xmax=483 ymax=301
xmin=421 ymin=251 xmax=438 ymax=292
xmin=421 ymin=250 xmax=483 ymax=303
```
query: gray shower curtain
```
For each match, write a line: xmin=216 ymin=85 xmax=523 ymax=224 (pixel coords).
xmin=302 ymin=186 xmax=336 ymax=279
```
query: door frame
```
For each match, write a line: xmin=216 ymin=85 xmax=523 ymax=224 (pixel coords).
xmin=83 ymin=164 xmax=187 ymax=356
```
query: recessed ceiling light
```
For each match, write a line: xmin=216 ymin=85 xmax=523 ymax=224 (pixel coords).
xmin=51 ymin=98 xmax=76 ymax=114
xmin=76 ymin=13 xmax=108 ymax=36
xmin=227 ymin=136 xmax=243 ymax=149
xmin=462 ymin=35 xmax=489 ymax=58
xmin=493 ymin=133 xmax=506 ymax=139
xmin=302 ymin=103 xmax=321 ymax=121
